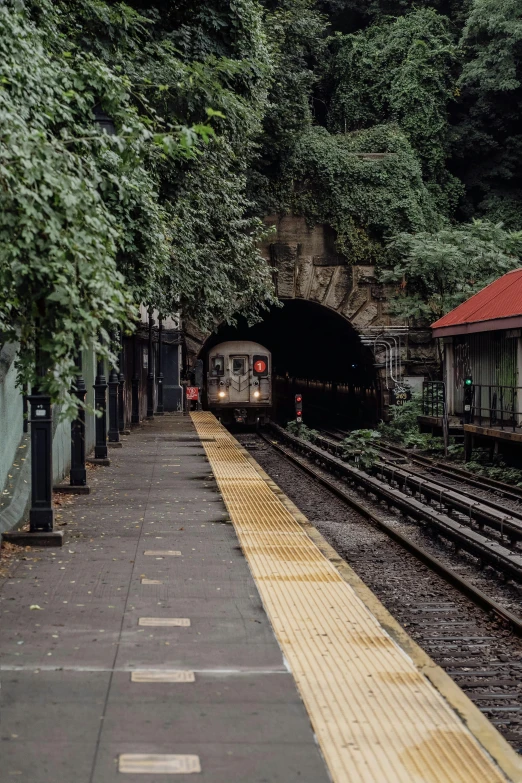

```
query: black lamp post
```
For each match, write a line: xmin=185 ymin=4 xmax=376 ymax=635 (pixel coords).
xmin=28 ymin=368 xmax=54 ymax=532
xmin=4 ymin=346 xmax=63 ymax=545
xmin=157 ymin=317 xmax=164 ymax=415
xmin=69 ymin=353 xmax=89 ymax=488
xmin=118 ymin=331 xmax=126 ymax=433
xmin=108 ymin=332 xmax=120 ymax=445
xmin=131 ymin=334 xmax=140 ymax=424
xmin=94 ymin=352 xmax=108 ymax=460
xmin=146 ymin=306 xmax=155 ymax=419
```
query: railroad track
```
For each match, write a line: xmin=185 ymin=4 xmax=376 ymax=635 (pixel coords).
xmin=262 ymin=424 xmax=522 ymax=631
xmin=242 ymin=430 xmax=522 ymax=751
xmin=324 ymin=425 xmax=522 ymax=504
xmin=272 ymin=424 xmax=522 ymax=586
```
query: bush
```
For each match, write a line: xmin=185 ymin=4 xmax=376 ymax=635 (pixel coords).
xmin=340 ymin=429 xmax=381 ymax=469
xmin=286 ymin=421 xmax=319 ymax=442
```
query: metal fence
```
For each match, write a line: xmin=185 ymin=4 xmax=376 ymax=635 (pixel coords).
xmin=422 ymin=381 xmax=445 ymax=419
xmin=473 ymin=384 xmax=522 ymax=431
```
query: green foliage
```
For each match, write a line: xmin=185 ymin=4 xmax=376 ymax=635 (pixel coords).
xmin=0 ymin=4 xmax=149 ymax=410
xmin=278 ymin=125 xmax=440 ymax=263
xmin=318 ymin=0 xmax=470 ymax=31
xmin=340 ymin=429 xmax=381 ymax=468
xmin=252 ymin=0 xmax=326 ymax=207
xmin=378 ymin=394 xmax=424 ymax=445
xmin=328 ymin=9 xmax=459 ymax=207
xmin=0 ymin=0 xmax=277 ymax=408
xmin=466 ymin=448 xmax=522 ymax=486
xmin=286 ymin=420 xmax=319 ymax=441
xmin=454 ymin=0 xmax=522 ymax=224
xmin=380 ymin=220 xmax=522 ymax=322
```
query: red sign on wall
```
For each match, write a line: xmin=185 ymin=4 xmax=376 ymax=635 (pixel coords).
xmin=186 ymin=387 xmax=199 ymax=401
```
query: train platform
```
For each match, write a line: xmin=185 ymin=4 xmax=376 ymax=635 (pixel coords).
xmin=1 ymin=413 xmax=520 ymax=783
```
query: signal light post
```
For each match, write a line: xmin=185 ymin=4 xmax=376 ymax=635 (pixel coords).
xmin=295 ymin=394 xmax=303 ymax=434
xmin=463 ymin=376 xmax=473 ymax=462
xmin=463 ymin=376 xmax=473 ymax=424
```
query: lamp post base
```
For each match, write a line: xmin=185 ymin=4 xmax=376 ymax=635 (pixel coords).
xmin=53 ymin=484 xmax=91 ymax=495
xmin=3 ymin=530 xmax=64 ymax=547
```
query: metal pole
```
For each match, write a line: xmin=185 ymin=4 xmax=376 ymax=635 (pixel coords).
xmin=131 ymin=334 xmax=140 ymax=424
xmin=94 ymin=350 xmax=108 ymax=459
xmin=118 ymin=330 xmax=125 ymax=433
xmin=157 ymin=317 xmax=164 ymax=415
xmin=70 ymin=353 xmax=87 ymax=485
xmin=23 ymin=390 xmax=29 ymax=434
xmin=108 ymin=332 xmax=120 ymax=443
xmin=147 ymin=306 xmax=154 ymax=419
xmin=29 ymin=348 xmax=54 ymax=531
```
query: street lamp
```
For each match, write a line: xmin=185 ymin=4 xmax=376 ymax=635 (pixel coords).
xmin=146 ymin=306 xmax=155 ymax=419
xmin=157 ymin=317 xmax=164 ymax=415
xmin=69 ymin=353 xmax=89 ymax=490
xmin=94 ymin=344 xmax=108 ymax=460
xmin=108 ymin=331 xmax=121 ymax=446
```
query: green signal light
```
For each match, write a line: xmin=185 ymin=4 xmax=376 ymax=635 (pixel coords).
xmin=465 ymin=378 xmax=472 ymax=386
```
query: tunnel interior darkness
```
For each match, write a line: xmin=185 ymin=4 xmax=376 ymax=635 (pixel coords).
xmin=199 ymin=299 xmax=379 ymax=427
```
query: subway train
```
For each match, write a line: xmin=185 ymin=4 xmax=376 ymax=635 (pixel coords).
xmin=206 ymin=340 xmax=272 ymax=424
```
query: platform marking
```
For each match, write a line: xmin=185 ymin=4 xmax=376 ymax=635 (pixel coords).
xmin=138 ymin=617 xmax=190 ymax=627
xmin=141 ymin=579 xmax=164 ymax=585
xmin=131 ymin=670 xmax=195 ymax=683
xmin=192 ymin=411 xmax=508 ymax=783
xmin=144 ymin=550 xmax=181 ymax=556
xmin=118 ymin=754 xmax=201 ymax=774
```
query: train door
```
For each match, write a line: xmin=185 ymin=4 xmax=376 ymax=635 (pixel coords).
xmin=228 ymin=355 xmax=250 ymax=403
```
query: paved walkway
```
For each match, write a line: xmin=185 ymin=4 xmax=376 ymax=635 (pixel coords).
xmin=0 ymin=414 xmax=328 ymax=782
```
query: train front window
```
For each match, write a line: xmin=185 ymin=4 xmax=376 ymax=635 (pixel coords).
xmin=211 ymin=356 xmax=224 ymax=377
xmin=232 ymin=357 xmax=246 ymax=376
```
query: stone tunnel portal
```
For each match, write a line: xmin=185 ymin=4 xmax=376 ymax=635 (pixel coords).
xmin=199 ymin=299 xmax=380 ymax=428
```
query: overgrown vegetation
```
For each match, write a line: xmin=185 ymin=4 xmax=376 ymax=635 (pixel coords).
xmin=381 ymin=221 xmax=522 ymax=322
xmin=286 ymin=421 xmax=319 ymax=441
xmin=340 ymin=429 xmax=381 ymax=468
xmin=4 ymin=0 xmax=522 ymax=406
xmin=465 ymin=450 xmax=522 ymax=487
xmin=257 ymin=0 xmax=522 ymax=314
xmin=0 ymin=0 xmax=277 ymax=409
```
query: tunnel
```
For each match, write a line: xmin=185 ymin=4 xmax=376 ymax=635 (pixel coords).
xmin=199 ymin=299 xmax=380 ymax=428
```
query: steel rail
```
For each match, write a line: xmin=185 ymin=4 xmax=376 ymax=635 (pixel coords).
xmin=259 ymin=428 xmax=522 ymax=636
xmin=381 ymin=443 xmax=522 ymax=503
xmin=289 ymin=428 xmax=522 ymax=580
xmin=322 ymin=427 xmax=522 ymax=505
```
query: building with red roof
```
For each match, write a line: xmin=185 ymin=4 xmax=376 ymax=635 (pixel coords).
xmin=428 ymin=269 xmax=522 ymax=456
xmin=432 ymin=268 xmax=522 ymax=338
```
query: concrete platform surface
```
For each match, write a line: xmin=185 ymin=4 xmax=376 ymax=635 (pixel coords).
xmin=0 ymin=414 xmax=329 ymax=783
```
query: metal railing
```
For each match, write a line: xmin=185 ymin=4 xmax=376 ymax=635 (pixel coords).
xmin=422 ymin=381 xmax=445 ymax=419
xmin=472 ymin=384 xmax=522 ymax=431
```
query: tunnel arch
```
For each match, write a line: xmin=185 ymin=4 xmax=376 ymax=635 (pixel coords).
xmin=194 ymin=299 xmax=381 ymax=427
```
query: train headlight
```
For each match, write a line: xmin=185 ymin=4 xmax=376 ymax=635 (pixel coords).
xmin=253 ymin=391 xmax=260 ymax=399
xmin=219 ymin=391 xmax=226 ymax=399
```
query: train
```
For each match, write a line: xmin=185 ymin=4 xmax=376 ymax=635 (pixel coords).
xmin=206 ymin=340 xmax=272 ymax=424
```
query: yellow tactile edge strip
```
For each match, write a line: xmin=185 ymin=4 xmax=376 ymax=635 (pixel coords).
xmin=192 ymin=412 xmax=522 ymax=783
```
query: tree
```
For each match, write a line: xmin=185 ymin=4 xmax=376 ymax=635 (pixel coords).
xmin=1 ymin=0 xmax=277 ymax=409
xmin=327 ymin=9 xmax=462 ymax=216
xmin=380 ymin=220 xmax=522 ymax=323
xmin=453 ymin=0 xmax=522 ymax=226
xmin=278 ymin=124 xmax=440 ymax=263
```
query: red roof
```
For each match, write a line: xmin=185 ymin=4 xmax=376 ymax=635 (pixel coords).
xmin=431 ymin=268 xmax=522 ymax=337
